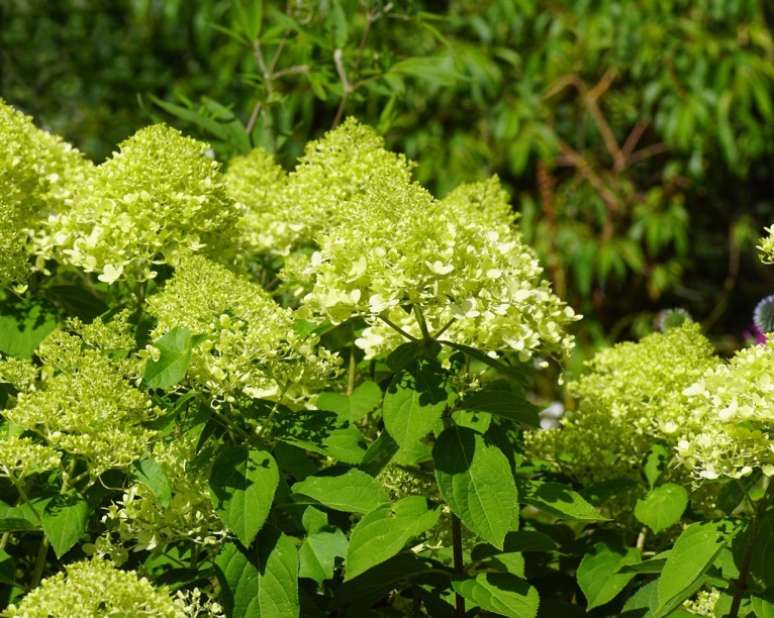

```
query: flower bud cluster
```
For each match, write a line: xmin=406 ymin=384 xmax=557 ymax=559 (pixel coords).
xmin=0 ymin=100 xmax=92 ymax=286
xmin=146 ymin=253 xmax=340 ymax=405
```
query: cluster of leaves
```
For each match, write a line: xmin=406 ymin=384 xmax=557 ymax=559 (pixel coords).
xmin=4 ymin=0 xmax=774 ymax=353
xmin=0 ymin=100 xmax=774 ymax=618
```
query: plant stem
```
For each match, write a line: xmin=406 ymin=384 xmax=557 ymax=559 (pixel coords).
xmin=346 ymin=346 xmax=357 ymax=396
xmin=30 ymin=536 xmax=49 ymax=589
xmin=378 ymin=314 xmax=417 ymax=341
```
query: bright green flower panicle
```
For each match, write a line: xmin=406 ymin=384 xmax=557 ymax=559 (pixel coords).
xmin=4 ymin=317 xmax=157 ymax=477
xmin=225 ymin=117 xmax=414 ymax=262
xmin=0 ymin=436 xmax=61 ymax=479
xmin=526 ymin=322 xmax=719 ymax=484
xmin=672 ymin=339 xmax=774 ymax=480
xmin=3 ymin=559 xmax=186 ymax=618
xmin=289 ymin=171 xmax=579 ymax=360
xmin=0 ymin=100 xmax=92 ymax=287
xmin=103 ymin=433 xmax=225 ymax=552
xmin=224 ymin=147 xmax=288 ymax=270
xmin=146 ymin=254 xmax=340 ymax=405
xmin=36 ymin=124 xmax=238 ymax=284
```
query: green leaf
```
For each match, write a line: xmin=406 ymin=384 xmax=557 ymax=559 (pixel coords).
xmin=643 ymin=444 xmax=670 ymax=489
xmin=346 ymin=496 xmax=440 ymax=580
xmin=143 ymin=326 xmax=200 ymax=389
xmin=751 ymin=591 xmax=774 ymax=618
xmin=634 ymin=483 xmax=688 ymax=534
xmin=383 ymin=363 xmax=449 ymax=449
xmin=272 ymin=410 xmax=366 ymax=465
xmin=234 ymin=0 xmax=263 ymax=41
xmin=299 ymin=528 xmax=348 ymax=584
xmin=654 ymin=520 xmax=739 ymax=617
xmin=334 ymin=554 xmax=436 ymax=609
xmin=440 ymin=341 xmax=529 ymax=382
xmin=750 ymin=511 xmax=774 ymax=590
xmin=40 ymin=493 xmax=90 ymax=558
xmin=0 ymin=300 xmax=58 ymax=358
xmin=457 ymin=386 xmax=539 ymax=427
xmin=292 ymin=469 xmax=387 ymax=514
xmin=216 ymin=529 xmax=299 ymax=618
xmin=132 ymin=458 xmax=172 ymax=507
xmin=0 ymin=549 xmax=14 ymax=585
xmin=209 ymin=446 xmax=279 ymax=547
xmin=452 ymin=573 xmax=539 ymax=618
xmin=317 ymin=381 xmax=382 ymax=423
xmin=0 ymin=499 xmax=39 ymax=531
xmin=521 ymin=481 xmax=608 ymax=522
xmin=434 ymin=425 xmax=518 ymax=549
xmin=577 ymin=543 xmax=641 ymax=610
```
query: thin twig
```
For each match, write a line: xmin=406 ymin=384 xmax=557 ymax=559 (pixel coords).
xmin=379 ymin=314 xmax=417 ymax=341
xmin=557 ymin=142 xmax=621 ymax=213
xmin=332 ymin=48 xmax=351 ymax=127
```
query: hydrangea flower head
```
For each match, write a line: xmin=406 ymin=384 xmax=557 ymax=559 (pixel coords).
xmin=146 ymin=254 xmax=340 ymax=405
xmin=526 ymin=322 xmax=719 ymax=484
xmin=0 ymin=100 xmax=92 ymax=286
xmin=672 ymin=338 xmax=774 ymax=479
xmin=289 ymin=172 xmax=579 ymax=360
xmin=36 ymin=124 xmax=237 ymax=284
xmin=4 ymin=316 xmax=158 ymax=476
xmin=4 ymin=559 xmax=186 ymax=618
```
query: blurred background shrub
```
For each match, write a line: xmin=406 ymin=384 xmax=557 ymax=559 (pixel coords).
xmin=3 ymin=0 xmax=773 ymax=362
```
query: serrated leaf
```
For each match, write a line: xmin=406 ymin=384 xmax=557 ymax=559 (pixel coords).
xmin=132 ymin=458 xmax=172 ymax=507
xmin=453 ymin=573 xmax=539 ymax=618
xmin=299 ymin=528 xmax=347 ymax=584
xmin=209 ymin=446 xmax=278 ymax=547
xmin=346 ymin=496 xmax=440 ymax=580
xmin=634 ymin=483 xmax=688 ymax=534
xmin=272 ymin=410 xmax=366 ymax=464
xmin=216 ymin=530 xmax=299 ymax=618
xmin=383 ymin=363 xmax=449 ymax=449
xmin=292 ymin=469 xmax=387 ymax=514
xmin=434 ymin=425 xmax=518 ymax=549
xmin=521 ymin=481 xmax=608 ymax=522
xmin=577 ymin=543 xmax=641 ymax=610
xmin=317 ymin=381 xmax=382 ymax=422
xmin=654 ymin=520 xmax=739 ymax=617
xmin=143 ymin=326 xmax=200 ymax=389
xmin=40 ymin=492 xmax=90 ymax=558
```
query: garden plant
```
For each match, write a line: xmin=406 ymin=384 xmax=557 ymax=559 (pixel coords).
xmin=0 ymin=90 xmax=774 ymax=618
xmin=1 ymin=2 xmax=774 ymax=616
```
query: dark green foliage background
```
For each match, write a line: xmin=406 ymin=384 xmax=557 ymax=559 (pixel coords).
xmin=3 ymin=0 xmax=774 ymax=358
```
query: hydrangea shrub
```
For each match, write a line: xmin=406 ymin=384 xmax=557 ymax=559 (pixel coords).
xmin=0 ymin=101 xmax=772 ymax=617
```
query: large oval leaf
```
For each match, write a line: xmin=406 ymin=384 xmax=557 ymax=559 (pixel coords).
xmin=216 ymin=529 xmax=299 ymax=618
xmin=292 ymin=469 xmax=387 ymax=514
xmin=209 ymin=446 xmax=279 ymax=547
xmin=346 ymin=496 xmax=440 ymax=580
xmin=654 ymin=520 xmax=740 ymax=617
xmin=577 ymin=543 xmax=641 ymax=610
xmin=383 ymin=363 xmax=448 ymax=449
xmin=453 ymin=573 xmax=539 ymax=618
xmin=433 ymin=425 xmax=518 ymax=549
